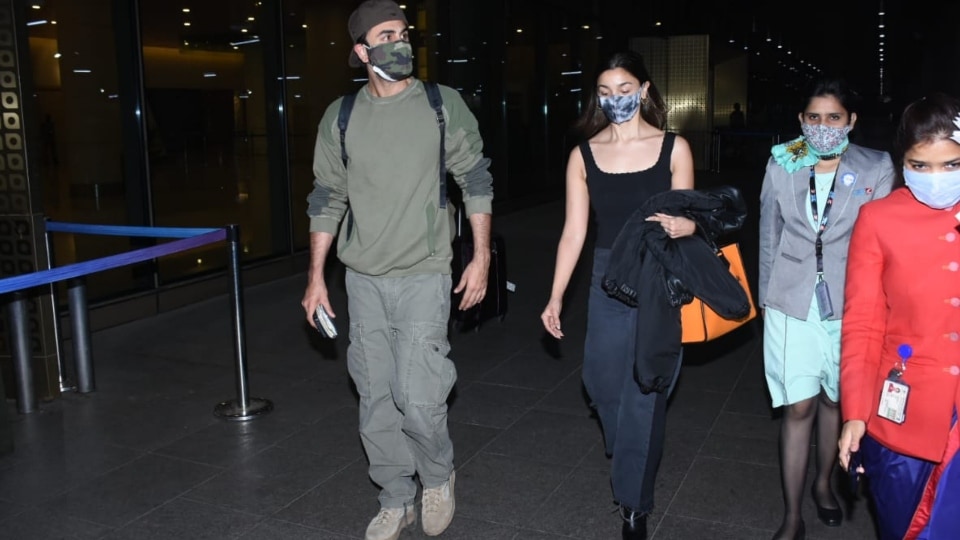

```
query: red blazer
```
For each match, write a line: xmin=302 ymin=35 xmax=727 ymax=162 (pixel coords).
xmin=841 ymin=188 xmax=960 ymax=462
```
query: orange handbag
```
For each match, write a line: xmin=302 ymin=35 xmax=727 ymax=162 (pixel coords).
xmin=680 ymin=242 xmax=757 ymax=343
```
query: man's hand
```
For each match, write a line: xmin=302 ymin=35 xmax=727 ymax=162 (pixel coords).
xmin=454 ymin=251 xmax=489 ymax=311
xmin=301 ymin=278 xmax=334 ymax=329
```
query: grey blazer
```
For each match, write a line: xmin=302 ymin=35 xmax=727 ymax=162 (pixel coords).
xmin=758 ymin=143 xmax=894 ymax=320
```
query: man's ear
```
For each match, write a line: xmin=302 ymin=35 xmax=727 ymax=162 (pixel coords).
xmin=353 ymin=42 xmax=369 ymax=65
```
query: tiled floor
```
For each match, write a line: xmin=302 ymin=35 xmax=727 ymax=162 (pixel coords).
xmin=0 ymin=171 xmax=884 ymax=539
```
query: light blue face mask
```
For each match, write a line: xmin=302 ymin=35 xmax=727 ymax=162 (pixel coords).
xmin=903 ymin=167 xmax=960 ymax=209
xmin=599 ymin=92 xmax=641 ymax=124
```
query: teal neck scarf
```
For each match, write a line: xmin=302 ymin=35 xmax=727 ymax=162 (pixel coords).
xmin=771 ymin=136 xmax=849 ymax=173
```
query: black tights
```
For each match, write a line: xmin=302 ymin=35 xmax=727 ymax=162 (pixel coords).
xmin=773 ymin=391 xmax=840 ymax=539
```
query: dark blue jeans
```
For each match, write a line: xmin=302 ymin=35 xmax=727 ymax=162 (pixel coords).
xmin=582 ymin=248 xmax=681 ymax=512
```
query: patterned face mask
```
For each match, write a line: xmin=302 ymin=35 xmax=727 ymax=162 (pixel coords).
xmin=800 ymin=123 xmax=852 ymax=154
xmin=365 ymin=40 xmax=414 ymax=82
xmin=599 ymin=92 xmax=641 ymax=124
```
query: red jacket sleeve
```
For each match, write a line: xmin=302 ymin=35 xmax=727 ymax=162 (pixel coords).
xmin=840 ymin=204 xmax=887 ymax=422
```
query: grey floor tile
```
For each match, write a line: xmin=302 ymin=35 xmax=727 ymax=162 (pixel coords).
xmin=272 ymin=460 xmax=378 ymax=536
xmin=417 ymin=515 xmax=519 ymax=539
xmin=447 ymin=381 xmax=547 ymax=429
xmin=251 ymin=377 xmax=359 ymax=426
xmin=532 ymin=371 xmax=591 ymax=416
xmin=275 ymin=405 xmax=364 ymax=459
xmin=651 ymin=515 xmax=770 ymax=540
xmin=100 ymin=498 xmax=262 ymax=539
xmin=0 ymin=435 xmax=142 ymax=504
xmin=155 ymin=415 xmax=305 ymax=467
xmin=479 ymin=349 xmax=580 ymax=392
xmin=42 ymin=453 xmax=221 ymax=528
xmin=667 ymin=456 xmax=781 ymax=530
xmin=699 ymin=432 xmax=779 ymax=466
xmin=239 ymin=519 xmax=358 ymax=540
xmin=528 ymin=467 xmax=622 ymax=539
xmin=454 ymin=453 xmax=570 ymax=528
xmin=447 ymin=421 xmax=503 ymax=466
xmin=481 ymin=409 xmax=597 ymax=467
xmin=665 ymin=387 xmax=728 ymax=432
xmin=724 ymin=383 xmax=776 ymax=416
xmin=238 ymin=518 xmax=353 ymax=539
xmin=184 ymin=445 xmax=356 ymax=515
xmin=711 ymin=410 xmax=780 ymax=441
xmin=0 ymin=507 xmax=113 ymax=540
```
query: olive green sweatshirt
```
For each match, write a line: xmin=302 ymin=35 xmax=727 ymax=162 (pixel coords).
xmin=307 ymin=79 xmax=494 ymax=277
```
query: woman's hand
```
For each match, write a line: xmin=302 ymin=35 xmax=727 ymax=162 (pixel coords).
xmin=838 ymin=420 xmax=867 ymax=472
xmin=645 ymin=213 xmax=697 ymax=239
xmin=541 ymin=299 xmax=564 ymax=339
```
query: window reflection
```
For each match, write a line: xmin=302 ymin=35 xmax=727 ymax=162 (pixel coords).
xmin=140 ymin=0 xmax=270 ymax=284
xmin=28 ymin=0 xmax=134 ymax=300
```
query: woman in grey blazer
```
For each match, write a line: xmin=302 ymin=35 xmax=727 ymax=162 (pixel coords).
xmin=758 ymin=78 xmax=894 ymax=540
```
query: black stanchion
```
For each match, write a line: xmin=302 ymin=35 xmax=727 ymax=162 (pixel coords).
xmin=213 ymin=224 xmax=273 ymax=421
xmin=5 ymin=291 xmax=37 ymax=413
xmin=68 ymin=277 xmax=95 ymax=393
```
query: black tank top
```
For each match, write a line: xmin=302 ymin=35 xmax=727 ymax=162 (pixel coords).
xmin=581 ymin=132 xmax=675 ymax=249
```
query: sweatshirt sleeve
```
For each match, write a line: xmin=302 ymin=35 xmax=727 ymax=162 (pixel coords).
xmin=439 ymin=85 xmax=493 ymax=216
xmin=306 ymin=98 xmax=350 ymax=235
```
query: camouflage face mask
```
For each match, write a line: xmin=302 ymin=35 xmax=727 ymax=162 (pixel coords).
xmin=365 ymin=40 xmax=414 ymax=82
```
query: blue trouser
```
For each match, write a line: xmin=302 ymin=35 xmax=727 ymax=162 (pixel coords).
xmin=862 ymin=418 xmax=960 ymax=539
xmin=345 ymin=270 xmax=457 ymax=509
xmin=582 ymin=249 xmax=682 ymax=512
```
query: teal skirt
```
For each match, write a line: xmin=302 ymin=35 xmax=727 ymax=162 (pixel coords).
xmin=762 ymin=293 xmax=842 ymax=407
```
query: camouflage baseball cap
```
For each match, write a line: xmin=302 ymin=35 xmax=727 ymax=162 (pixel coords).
xmin=347 ymin=0 xmax=409 ymax=68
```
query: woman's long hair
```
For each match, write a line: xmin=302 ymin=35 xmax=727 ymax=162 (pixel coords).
xmin=572 ymin=51 xmax=668 ymax=141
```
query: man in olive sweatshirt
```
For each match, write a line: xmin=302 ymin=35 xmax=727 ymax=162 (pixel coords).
xmin=300 ymin=2 xmax=493 ymax=539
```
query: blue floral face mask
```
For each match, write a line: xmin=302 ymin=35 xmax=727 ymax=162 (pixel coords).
xmin=599 ymin=92 xmax=641 ymax=124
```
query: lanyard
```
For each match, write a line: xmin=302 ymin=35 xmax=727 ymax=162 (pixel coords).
xmin=809 ymin=164 xmax=838 ymax=276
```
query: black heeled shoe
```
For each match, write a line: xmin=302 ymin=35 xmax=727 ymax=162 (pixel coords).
xmin=620 ymin=506 xmax=647 ymax=540
xmin=811 ymin=486 xmax=842 ymax=527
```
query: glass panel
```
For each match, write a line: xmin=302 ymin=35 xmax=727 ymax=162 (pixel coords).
xmin=27 ymin=0 xmax=137 ymax=300
xmin=284 ymin=0 xmax=362 ymax=250
xmin=140 ymin=0 xmax=273 ymax=283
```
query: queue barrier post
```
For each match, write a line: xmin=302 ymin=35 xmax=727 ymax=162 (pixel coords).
xmin=67 ymin=277 xmax=95 ymax=393
xmin=5 ymin=292 xmax=37 ymax=413
xmin=213 ymin=224 xmax=273 ymax=421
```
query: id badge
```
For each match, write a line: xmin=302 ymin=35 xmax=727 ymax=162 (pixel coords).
xmin=815 ymin=279 xmax=834 ymax=320
xmin=877 ymin=377 xmax=909 ymax=424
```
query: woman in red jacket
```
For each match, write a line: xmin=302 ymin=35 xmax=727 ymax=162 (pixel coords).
xmin=839 ymin=92 xmax=960 ymax=539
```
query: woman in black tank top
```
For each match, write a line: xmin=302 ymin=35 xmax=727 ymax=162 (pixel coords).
xmin=540 ymin=51 xmax=696 ymax=540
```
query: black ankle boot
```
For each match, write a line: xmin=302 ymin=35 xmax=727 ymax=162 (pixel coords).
xmin=620 ymin=506 xmax=647 ymax=540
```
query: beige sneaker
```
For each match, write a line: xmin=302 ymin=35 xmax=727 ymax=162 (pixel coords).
xmin=421 ymin=470 xmax=456 ymax=536
xmin=364 ymin=505 xmax=416 ymax=540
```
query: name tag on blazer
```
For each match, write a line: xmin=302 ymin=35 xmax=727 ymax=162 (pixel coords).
xmin=852 ymin=187 xmax=875 ymax=197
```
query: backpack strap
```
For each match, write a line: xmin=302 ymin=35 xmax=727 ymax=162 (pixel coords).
xmin=423 ymin=81 xmax=447 ymax=209
xmin=337 ymin=92 xmax=358 ymax=237
xmin=337 ymin=91 xmax=358 ymax=168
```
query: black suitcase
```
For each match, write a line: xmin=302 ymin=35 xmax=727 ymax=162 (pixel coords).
xmin=450 ymin=208 xmax=508 ymax=331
